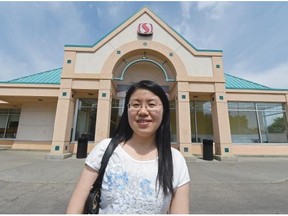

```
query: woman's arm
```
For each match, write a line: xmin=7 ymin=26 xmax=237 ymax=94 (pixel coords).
xmin=66 ymin=165 xmax=99 ymax=214
xmin=169 ymin=182 xmax=190 ymax=214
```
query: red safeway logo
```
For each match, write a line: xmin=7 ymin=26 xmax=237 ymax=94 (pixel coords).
xmin=138 ymin=23 xmax=153 ymax=36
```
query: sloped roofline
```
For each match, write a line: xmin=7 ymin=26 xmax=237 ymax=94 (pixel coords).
xmin=64 ymin=6 xmax=222 ymax=56
xmin=1 ymin=67 xmax=287 ymax=92
xmin=0 ymin=67 xmax=62 ymax=85
xmin=224 ymin=73 xmax=270 ymax=89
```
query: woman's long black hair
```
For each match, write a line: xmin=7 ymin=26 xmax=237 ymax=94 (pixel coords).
xmin=111 ymin=80 xmax=173 ymax=196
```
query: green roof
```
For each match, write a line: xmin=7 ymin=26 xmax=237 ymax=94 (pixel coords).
xmin=1 ymin=68 xmax=62 ymax=85
xmin=224 ymin=73 xmax=271 ymax=90
xmin=1 ymin=67 xmax=285 ymax=91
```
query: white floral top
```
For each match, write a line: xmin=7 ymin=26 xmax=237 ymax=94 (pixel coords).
xmin=85 ymin=138 xmax=190 ymax=214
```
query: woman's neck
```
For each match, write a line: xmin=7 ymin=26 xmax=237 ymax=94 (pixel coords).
xmin=130 ymin=134 xmax=156 ymax=147
xmin=123 ymin=134 xmax=158 ymax=160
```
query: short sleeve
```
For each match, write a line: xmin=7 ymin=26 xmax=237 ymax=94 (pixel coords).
xmin=85 ymin=138 xmax=111 ymax=171
xmin=171 ymin=148 xmax=190 ymax=189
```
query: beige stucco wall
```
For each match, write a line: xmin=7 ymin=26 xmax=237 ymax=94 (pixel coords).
xmin=74 ymin=13 xmax=213 ymax=78
xmin=17 ymin=102 xmax=57 ymax=141
xmin=177 ymin=48 xmax=213 ymax=77
xmin=0 ymin=84 xmax=59 ymax=98
xmin=226 ymin=91 xmax=287 ymax=102
xmin=123 ymin=63 xmax=167 ymax=84
xmin=233 ymin=145 xmax=288 ymax=156
xmin=74 ymin=45 xmax=114 ymax=74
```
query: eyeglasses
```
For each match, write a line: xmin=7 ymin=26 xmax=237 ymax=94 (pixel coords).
xmin=127 ymin=102 xmax=162 ymax=112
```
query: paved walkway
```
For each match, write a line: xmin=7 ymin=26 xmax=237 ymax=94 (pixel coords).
xmin=0 ymin=149 xmax=288 ymax=214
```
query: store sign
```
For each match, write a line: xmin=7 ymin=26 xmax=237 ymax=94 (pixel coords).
xmin=138 ymin=23 xmax=153 ymax=36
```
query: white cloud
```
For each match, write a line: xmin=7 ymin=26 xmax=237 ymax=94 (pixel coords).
xmin=180 ymin=1 xmax=194 ymax=20
xmin=197 ymin=1 xmax=218 ymax=10
xmin=0 ymin=51 xmax=30 ymax=81
xmin=230 ymin=62 xmax=288 ymax=89
xmin=107 ymin=2 xmax=125 ymax=17
xmin=96 ymin=7 xmax=103 ymax=17
xmin=175 ymin=1 xmax=234 ymax=49
xmin=197 ymin=1 xmax=232 ymax=20
xmin=0 ymin=2 xmax=89 ymax=80
xmin=175 ymin=2 xmax=197 ymax=44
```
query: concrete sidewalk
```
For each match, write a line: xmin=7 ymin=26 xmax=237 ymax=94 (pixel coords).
xmin=0 ymin=149 xmax=288 ymax=214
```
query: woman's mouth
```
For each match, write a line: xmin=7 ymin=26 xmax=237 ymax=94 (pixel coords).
xmin=137 ymin=119 xmax=152 ymax=127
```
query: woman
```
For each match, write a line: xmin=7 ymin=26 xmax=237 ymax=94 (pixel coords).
xmin=66 ymin=80 xmax=190 ymax=214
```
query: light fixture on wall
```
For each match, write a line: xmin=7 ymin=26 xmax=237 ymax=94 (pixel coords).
xmin=142 ymin=52 xmax=147 ymax=59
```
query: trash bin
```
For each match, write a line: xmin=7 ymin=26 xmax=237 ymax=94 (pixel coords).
xmin=203 ymin=139 xmax=213 ymax=161
xmin=77 ymin=136 xmax=88 ymax=158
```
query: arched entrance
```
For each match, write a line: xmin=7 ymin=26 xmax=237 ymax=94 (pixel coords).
xmin=109 ymin=50 xmax=178 ymax=143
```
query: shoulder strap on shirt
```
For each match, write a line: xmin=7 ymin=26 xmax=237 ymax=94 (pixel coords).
xmin=91 ymin=138 xmax=118 ymax=189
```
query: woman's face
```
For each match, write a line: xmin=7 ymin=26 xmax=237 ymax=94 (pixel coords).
xmin=127 ymin=89 xmax=163 ymax=139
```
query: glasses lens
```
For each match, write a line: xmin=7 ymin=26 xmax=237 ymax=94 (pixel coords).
xmin=128 ymin=103 xmax=161 ymax=112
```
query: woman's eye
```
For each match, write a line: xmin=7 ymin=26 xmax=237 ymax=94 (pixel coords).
xmin=132 ymin=104 xmax=140 ymax=108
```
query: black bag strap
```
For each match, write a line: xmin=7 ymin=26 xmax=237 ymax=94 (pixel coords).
xmin=91 ymin=139 xmax=117 ymax=190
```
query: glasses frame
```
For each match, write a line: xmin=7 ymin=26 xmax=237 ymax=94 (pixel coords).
xmin=127 ymin=103 xmax=162 ymax=113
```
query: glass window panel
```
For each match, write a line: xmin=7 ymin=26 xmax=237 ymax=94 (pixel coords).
xmin=170 ymin=101 xmax=177 ymax=143
xmin=258 ymin=110 xmax=288 ymax=143
xmin=75 ymin=99 xmax=97 ymax=141
xmin=0 ymin=115 xmax=7 ymax=138
xmin=110 ymin=99 xmax=124 ymax=137
xmin=0 ymin=109 xmax=9 ymax=115
xmin=190 ymin=101 xmax=213 ymax=143
xmin=229 ymin=110 xmax=260 ymax=143
xmin=5 ymin=114 xmax=20 ymax=139
xmin=190 ymin=107 xmax=197 ymax=142
xmin=0 ymin=115 xmax=8 ymax=128
xmin=228 ymin=102 xmax=255 ymax=110
xmin=196 ymin=101 xmax=211 ymax=110
xmin=10 ymin=109 xmax=21 ymax=114
xmin=196 ymin=109 xmax=213 ymax=142
xmin=227 ymin=102 xmax=237 ymax=110
xmin=257 ymin=103 xmax=284 ymax=111
xmin=229 ymin=102 xmax=288 ymax=144
xmin=0 ymin=109 xmax=20 ymax=139
xmin=237 ymin=102 xmax=255 ymax=110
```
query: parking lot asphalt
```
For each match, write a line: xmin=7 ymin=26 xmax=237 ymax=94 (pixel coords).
xmin=0 ymin=149 xmax=288 ymax=214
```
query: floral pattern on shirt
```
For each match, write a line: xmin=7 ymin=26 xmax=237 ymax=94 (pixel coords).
xmin=102 ymin=163 xmax=165 ymax=213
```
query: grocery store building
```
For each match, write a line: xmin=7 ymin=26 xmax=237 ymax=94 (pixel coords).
xmin=1 ymin=7 xmax=288 ymax=159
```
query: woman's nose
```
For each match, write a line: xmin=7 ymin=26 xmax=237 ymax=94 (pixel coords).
xmin=138 ymin=106 xmax=149 ymax=115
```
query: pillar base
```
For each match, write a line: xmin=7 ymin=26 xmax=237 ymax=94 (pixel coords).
xmin=45 ymin=152 xmax=73 ymax=160
xmin=214 ymin=155 xmax=238 ymax=161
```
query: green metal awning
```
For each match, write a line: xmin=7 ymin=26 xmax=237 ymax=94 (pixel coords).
xmin=1 ymin=67 xmax=286 ymax=91
xmin=1 ymin=68 xmax=62 ymax=85
xmin=224 ymin=73 xmax=271 ymax=90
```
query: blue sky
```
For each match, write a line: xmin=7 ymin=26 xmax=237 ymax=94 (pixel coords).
xmin=0 ymin=1 xmax=287 ymax=89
